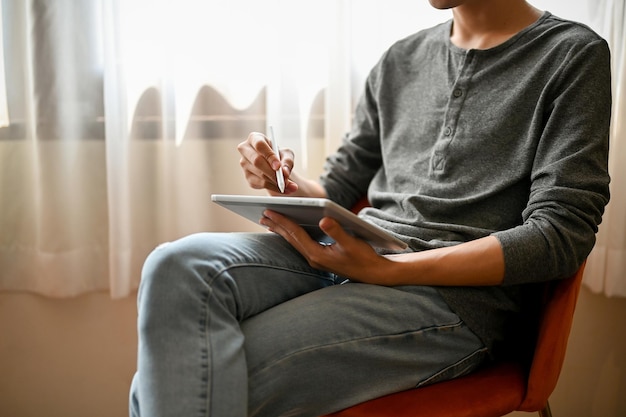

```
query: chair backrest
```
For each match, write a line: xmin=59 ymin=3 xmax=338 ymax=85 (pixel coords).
xmin=519 ymin=262 xmax=586 ymax=411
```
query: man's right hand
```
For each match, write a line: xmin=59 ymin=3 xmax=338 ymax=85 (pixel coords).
xmin=237 ymin=131 xmax=329 ymax=198
xmin=237 ymin=131 xmax=297 ymax=195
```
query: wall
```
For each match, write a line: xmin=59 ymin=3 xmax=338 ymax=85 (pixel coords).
xmin=0 ymin=291 xmax=137 ymax=417
xmin=1 ymin=284 xmax=625 ymax=417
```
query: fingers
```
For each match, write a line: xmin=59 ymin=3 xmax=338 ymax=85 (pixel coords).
xmin=260 ymin=210 xmax=321 ymax=260
xmin=318 ymin=217 xmax=348 ymax=243
xmin=262 ymin=211 xmax=387 ymax=283
xmin=237 ymin=132 xmax=295 ymax=192
xmin=260 ymin=211 xmax=370 ymax=272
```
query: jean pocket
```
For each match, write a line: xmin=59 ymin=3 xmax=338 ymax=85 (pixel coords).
xmin=415 ymin=347 xmax=488 ymax=388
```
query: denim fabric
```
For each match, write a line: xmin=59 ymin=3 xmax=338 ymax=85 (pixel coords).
xmin=129 ymin=232 xmax=487 ymax=417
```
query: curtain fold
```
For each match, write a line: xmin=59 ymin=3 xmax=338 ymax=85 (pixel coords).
xmin=0 ymin=1 xmax=8 ymax=128
xmin=584 ymin=0 xmax=626 ymax=297
xmin=0 ymin=0 xmax=438 ymax=298
xmin=0 ymin=0 xmax=111 ymax=295
xmin=1 ymin=0 xmax=622 ymax=299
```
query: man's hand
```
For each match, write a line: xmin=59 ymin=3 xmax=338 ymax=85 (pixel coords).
xmin=238 ymin=131 xmax=329 ymax=198
xmin=237 ymin=132 xmax=297 ymax=195
xmin=262 ymin=208 xmax=506 ymax=287
xmin=260 ymin=210 xmax=393 ymax=284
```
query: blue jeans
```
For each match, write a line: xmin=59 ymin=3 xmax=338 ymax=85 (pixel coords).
xmin=129 ymin=232 xmax=487 ymax=417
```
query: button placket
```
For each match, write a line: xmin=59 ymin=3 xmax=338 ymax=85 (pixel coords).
xmin=431 ymin=51 xmax=474 ymax=175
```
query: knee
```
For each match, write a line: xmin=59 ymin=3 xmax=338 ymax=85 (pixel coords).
xmin=139 ymin=239 xmax=187 ymax=303
xmin=141 ymin=239 xmax=185 ymax=286
xmin=139 ymin=232 xmax=215 ymax=292
xmin=136 ymin=234 xmax=210 ymax=332
xmin=129 ymin=372 xmax=141 ymax=417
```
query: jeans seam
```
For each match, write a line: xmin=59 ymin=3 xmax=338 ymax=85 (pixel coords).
xmin=248 ymin=320 xmax=466 ymax=378
xmin=416 ymin=345 xmax=488 ymax=387
xmin=208 ymin=263 xmax=337 ymax=286
xmin=200 ymin=289 xmax=210 ymax=417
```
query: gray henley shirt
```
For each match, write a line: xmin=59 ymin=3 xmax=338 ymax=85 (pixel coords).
xmin=320 ymin=12 xmax=611 ymax=357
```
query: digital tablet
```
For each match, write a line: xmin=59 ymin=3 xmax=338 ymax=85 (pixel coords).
xmin=211 ymin=194 xmax=408 ymax=250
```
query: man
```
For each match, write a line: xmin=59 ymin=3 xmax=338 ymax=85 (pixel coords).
xmin=130 ymin=1 xmax=611 ymax=416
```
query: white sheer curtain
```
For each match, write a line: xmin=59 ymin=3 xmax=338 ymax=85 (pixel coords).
xmin=2 ymin=0 xmax=623 ymax=299
xmin=530 ymin=0 xmax=626 ymax=297
xmin=0 ymin=1 xmax=7 ymax=127
xmin=0 ymin=0 xmax=442 ymax=298
xmin=583 ymin=0 xmax=626 ymax=297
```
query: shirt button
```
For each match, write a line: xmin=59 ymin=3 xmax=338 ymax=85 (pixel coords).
xmin=444 ymin=126 xmax=452 ymax=136
xmin=432 ymin=153 xmax=445 ymax=171
xmin=453 ymin=88 xmax=463 ymax=98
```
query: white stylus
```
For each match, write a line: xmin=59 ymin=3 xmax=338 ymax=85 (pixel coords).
xmin=269 ymin=126 xmax=285 ymax=193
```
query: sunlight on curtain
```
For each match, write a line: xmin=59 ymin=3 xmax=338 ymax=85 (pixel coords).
xmin=530 ymin=0 xmax=626 ymax=297
xmin=110 ymin=0 xmax=277 ymax=144
xmin=0 ymin=1 xmax=109 ymax=296
xmin=584 ymin=0 xmax=626 ymax=298
xmin=0 ymin=1 xmax=8 ymax=127
xmin=0 ymin=0 xmax=445 ymax=298
xmin=1 ymin=0 xmax=623 ymax=299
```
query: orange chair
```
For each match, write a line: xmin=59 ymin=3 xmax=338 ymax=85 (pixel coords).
xmin=322 ymin=263 xmax=586 ymax=417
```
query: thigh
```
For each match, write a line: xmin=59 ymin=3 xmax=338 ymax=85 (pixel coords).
xmin=134 ymin=232 xmax=342 ymax=417
xmin=138 ymin=232 xmax=339 ymax=322
xmin=243 ymin=283 xmax=487 ymax=417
